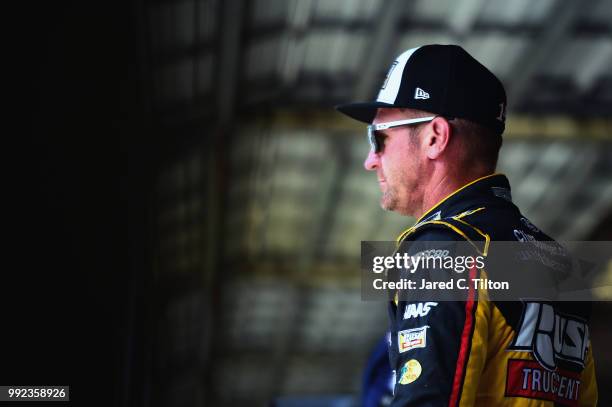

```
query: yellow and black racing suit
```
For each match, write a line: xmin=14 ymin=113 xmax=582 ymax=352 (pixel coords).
xmin=388 ymin=173 xmax=598 ymax=406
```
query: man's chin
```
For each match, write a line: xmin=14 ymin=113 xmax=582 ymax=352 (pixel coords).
xmin=381 ymin=195 xmax=413 ymax=216
xmin=380 ymin=196 xmax=396 ymax=212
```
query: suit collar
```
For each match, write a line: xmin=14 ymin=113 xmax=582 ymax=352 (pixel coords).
xmin=414 ymin=173 xmax=511 ymax=225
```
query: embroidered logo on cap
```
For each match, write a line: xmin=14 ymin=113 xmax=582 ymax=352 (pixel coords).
xmin=414 ymin=87 xmax=430 ymax=99
xmin=381 ymin=61 xmax=398 ymax=90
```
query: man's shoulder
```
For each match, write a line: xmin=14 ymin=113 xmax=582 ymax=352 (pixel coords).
xmin=401 ymin=214 xmax=490 ymax=256
xmin=456 ymin=203 xmax=556 ymax=242
xmin=403 ymin=207 xmax=493 ymax=242
xmin=399 ymin=192 xmax=556 ymax=248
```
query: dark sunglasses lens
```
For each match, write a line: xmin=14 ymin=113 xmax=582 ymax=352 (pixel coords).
xmin=368 ymin=129 xmax=380 ymax=153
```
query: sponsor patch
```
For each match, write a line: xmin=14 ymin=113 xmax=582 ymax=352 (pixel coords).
xmin=398 ymin=359 xmax=422 ymax=385
xmin=403 ymin=302 xmax=438 ymax=320
xmin=505 ymin=359 xmax=581 ymax=406
xmin=509 ymin=302 xmax=589 ymax=370
xmin=398 ymin=326 xmax=428 ymax=353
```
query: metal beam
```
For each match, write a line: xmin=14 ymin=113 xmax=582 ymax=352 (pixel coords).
xmin=536 ymin=144 xmax=598 ymax=236
xmin=239 ymin=108 xmax=612 ymax=139
xmin=506 ymin=0 xmax=584 ymax=108
xmin=279 ymin=0 xmax=314 ymax=86
xmin=353 ymin=0 xmax=405 ymax=101
xmin=510 ymin=141 xmax=567 ymax=221
xmin=447 ymin=0 xmax=488 ymax=38
xmin=216 ymin=0 xmax=244 ymax=123
xmin=560 ymin=181 xmax=612 ymax=240
xmin=148 ymin=107 xmax=612 ymax=140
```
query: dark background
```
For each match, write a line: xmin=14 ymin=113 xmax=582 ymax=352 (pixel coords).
xmin=7 ymin=0 xmax=612 ymax=406
xmin=8 ymin=1 xmax=143 ymax=405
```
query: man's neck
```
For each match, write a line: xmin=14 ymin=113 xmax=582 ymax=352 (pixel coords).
xmin=414 ymin=170 xmax=492 ymax=220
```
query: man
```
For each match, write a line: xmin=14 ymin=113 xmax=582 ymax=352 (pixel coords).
xmin=337 ymin=45 xmax=597 ymax=406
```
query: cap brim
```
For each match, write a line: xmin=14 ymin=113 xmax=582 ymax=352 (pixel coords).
xmin=335 ymin=101 xmax=395 ymax=124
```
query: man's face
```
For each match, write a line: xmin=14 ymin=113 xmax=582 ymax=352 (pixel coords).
xmin=364 ymin=108 xmax=427 ymax=216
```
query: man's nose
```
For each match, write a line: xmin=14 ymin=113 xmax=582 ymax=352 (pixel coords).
xmin=364 ymin=149 xmax=380 ymax=171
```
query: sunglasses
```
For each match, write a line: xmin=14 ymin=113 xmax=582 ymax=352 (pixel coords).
xmin=367 ymin=116 xmax=436 ymax=153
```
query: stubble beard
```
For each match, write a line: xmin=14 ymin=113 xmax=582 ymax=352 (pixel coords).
xmin=379 ymin=129 xmax=422 ymax=215
xmin=380 ymin=186 xmax=399 ymax=212
xmin=380 ymin=164 xmax=420 ymax=216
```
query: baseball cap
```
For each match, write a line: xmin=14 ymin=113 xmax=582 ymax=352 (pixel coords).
xmin=336 ymin=44 xmax=507 ymax=135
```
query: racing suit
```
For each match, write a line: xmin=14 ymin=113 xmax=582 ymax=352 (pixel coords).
xmin=387 ymin=173 xmax=598 ymax=406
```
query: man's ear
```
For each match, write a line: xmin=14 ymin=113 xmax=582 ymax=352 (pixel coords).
xmin=425 ymin=117 xmax=452 ymax=160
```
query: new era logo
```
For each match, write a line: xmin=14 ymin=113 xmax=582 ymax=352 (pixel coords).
xmin=414 ymin=87 xmax=429 ymax=99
